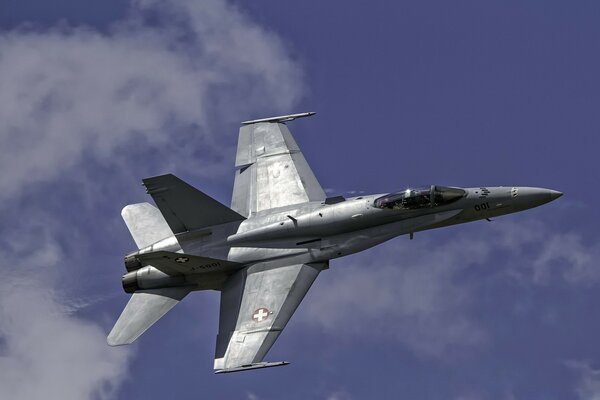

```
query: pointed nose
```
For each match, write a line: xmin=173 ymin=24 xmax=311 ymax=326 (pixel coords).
xmin=549 ymin=190 xmax=563 ymax=201
xmin=512 ymin=187 xmax=563 ymax=210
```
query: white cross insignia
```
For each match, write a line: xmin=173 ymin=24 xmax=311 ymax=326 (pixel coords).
xmin=252 ymin=308 xmax=270 ymax=322
xmin=175 ymin=256 xmax=189 ymax=264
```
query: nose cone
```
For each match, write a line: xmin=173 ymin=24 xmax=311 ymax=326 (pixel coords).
xmin=549 ymin=190 xmax=563 ymax=201
xmin=513 ymin=187 xmax=563 ymax=210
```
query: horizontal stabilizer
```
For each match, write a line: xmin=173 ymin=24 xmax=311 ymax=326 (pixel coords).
xmin=107 ymin=287 xmax=191 ymax=346
xmin=214 ymin=361 xmax=289 ymax=374
xmin=121 ymin=203 xmax=172 ymax=249
xmin=143 ymin=174 xmax=245 ymax=234
xmin=136 ymin=251 xmax=242 ymax=276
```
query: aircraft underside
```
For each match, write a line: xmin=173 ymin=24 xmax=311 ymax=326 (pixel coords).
xmin=107 ymin=112 xmax=561 ymax=373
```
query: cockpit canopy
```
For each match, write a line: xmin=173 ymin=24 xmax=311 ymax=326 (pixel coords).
xmin=374 ymin=186 xmax=466 ymax=210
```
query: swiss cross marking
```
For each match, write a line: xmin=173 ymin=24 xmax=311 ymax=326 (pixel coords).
xmin=175 ymin=256 xmax=189 ymax=264
xmin=252 ymin=308 xmax=270 ymax=322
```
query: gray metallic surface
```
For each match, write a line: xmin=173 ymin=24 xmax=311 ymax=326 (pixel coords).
xmin=143 ymin=174 xmax=245 ymax=233
xmin=136 ymin=250 xmax=241 ymax=277
xmin=231 ymin=122 xmax=326 ymax=217
xmin=241 ymin=111 xmax=315 ymax=125
xmin=121 ymin=266 xmax=185 ymax=293
xmin=213 ymin=262 xmax=324 ymax=371
xmin=121 ymin=203 xmax=172 ymax=249
xmin=214 ymin=361 xmax=289 ymax=374
xmin=215 ymin=268 xmax=245 ymax=360
xmin=107 ymin=287 xmax=191 ymax=346
xmin=108 ymin=112 xmax=563 ymax=373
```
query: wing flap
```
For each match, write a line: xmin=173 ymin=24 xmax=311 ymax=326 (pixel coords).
xmin=107 ymin=287 xmax=191 ymax=346
xmin=214 ymin=262 xmax=326 ymax=372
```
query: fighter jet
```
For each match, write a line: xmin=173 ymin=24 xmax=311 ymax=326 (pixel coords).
xmin=107 ymin=112 xmax=562 ymax=373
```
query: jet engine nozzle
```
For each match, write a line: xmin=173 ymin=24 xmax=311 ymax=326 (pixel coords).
xmin=124 ymin=253 xmax=143 ymax=272
xmin=122 ymin=271 xmax=139 ymax=293
xmin=121 ymin=266 xmax=185 ymax=294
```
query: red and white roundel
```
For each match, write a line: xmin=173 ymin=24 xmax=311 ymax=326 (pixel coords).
xmin=252 ymin=308 xmax=270 ymax=322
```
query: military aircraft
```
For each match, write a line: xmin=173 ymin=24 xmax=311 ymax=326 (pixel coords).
xmin=107 ymin=112 xmax=562 ymax=373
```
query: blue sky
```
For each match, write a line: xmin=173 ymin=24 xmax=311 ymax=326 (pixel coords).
xmin=0 ymin=1 xmax=598 ymax=399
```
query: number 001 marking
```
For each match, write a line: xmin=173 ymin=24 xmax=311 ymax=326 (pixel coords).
xmin=474 ymin=202 xmax=490 ymax=211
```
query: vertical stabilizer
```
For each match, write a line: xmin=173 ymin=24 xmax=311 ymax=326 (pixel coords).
xmin=142 ymin=174 xmax=245 ymax=234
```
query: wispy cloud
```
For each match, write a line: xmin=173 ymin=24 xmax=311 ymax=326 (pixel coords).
xmin=301 ymin=232 xmax=489 ymax=358
xmin=489 ymin=221 xmax=600 ymax=286
xmin=454 ymin=390 xmax=517 ymax=400
xmin=326 ymin=390 xmax=353 ymax=400
xmin=300 ymin=218 xmax=600 ymax=359
xmin=0 ymin=0 xmax=303 ymax=398
xmin=0 ymin=0 xmax=303 ymax=202
xmin=0 ymin=220 xmax=131 ymax=400
xmin=566 ymin=360 xmax=600 ymax=400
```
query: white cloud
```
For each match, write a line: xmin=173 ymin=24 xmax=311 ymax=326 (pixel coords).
xmin=300 ymin=219 xmax=600 ymax=359
xmin=246 ymin=392 xmax=259 ymax=400
xmin=326 ymin=390 xmax=353 ymax=400
xmin=566 ymin=360 xmax=600 ymax=400
xmin=0 ymin=0 xmax=304 ymax=398
xmin=0 ymin=222 xmax=131 ymax=400
xmin=454 ymin=390 xmax=517 ymax=400
xmin=533 ymin=232 xmax=600 ymax=285
xmin=0 ymin=281 xmax=131 ymax=400
xmin=489 ymin=221 xmax=600 ymax=286
xmin=302 ymin=234 xmax=490 ymax=359
xmin=0 ymin=0 xmax=303 ymax=202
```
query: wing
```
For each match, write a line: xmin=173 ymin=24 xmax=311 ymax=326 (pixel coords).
xmin=214 ymin=262 xmax=327 ymax=373
xmin=231 ymin=119 xmax=326 ymax=217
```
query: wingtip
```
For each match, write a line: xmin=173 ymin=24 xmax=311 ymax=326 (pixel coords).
xmin=106 ymin=336 xmax=121 ymax=347
xmin=214 ymin=361 xmax=290 ymax=374
xmin=241 ymin=112 xmax=316 ymax=125
xmin=107 ymin=332 xmax=133 ymax=347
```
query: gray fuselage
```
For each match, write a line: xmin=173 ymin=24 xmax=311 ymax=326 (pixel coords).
xmin=137 ymin=186 xmax=561 ymax=287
